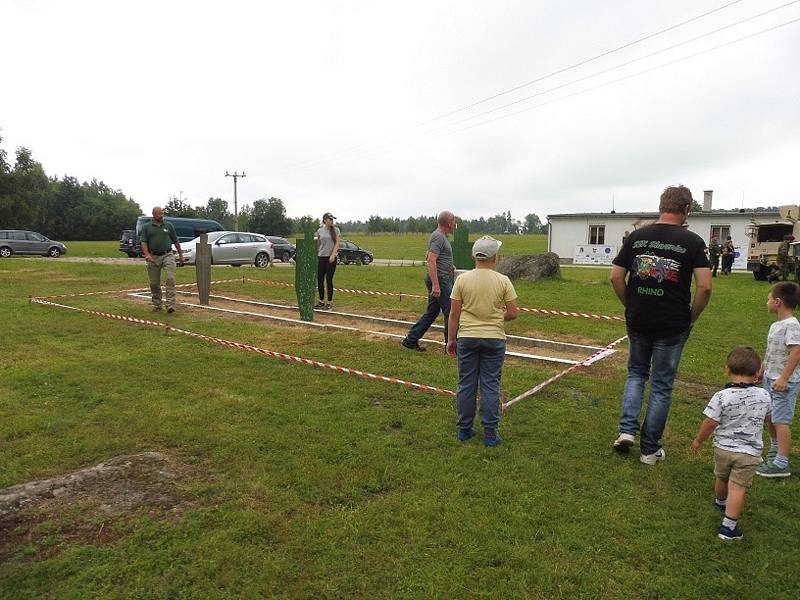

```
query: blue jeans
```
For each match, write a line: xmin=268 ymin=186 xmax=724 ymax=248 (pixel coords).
xmin=619 ymin=327 xmax=690 ymax=455
xmin=456 ymin=338 xmax=506 ymax=431
xmin=405 ymin=275 xmax=453 ymax=345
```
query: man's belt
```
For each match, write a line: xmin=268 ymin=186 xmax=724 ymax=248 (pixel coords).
xmin=151 ymin=251 xmax=171 ymax=256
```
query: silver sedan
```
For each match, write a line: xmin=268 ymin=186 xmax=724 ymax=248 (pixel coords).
xmin=182 ymin=231 xmax=274 ymax=267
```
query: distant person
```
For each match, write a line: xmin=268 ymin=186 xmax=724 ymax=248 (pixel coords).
xmin=140 ymin=206 xmax=184 ymax=313
xmin=447 ymin=236 xmax=518 ymax=446
xmin=610 ymin=185 xmax=712 ymax=464
xmin=315 ymin=212 xmax=340 ymax=310
xmin=691 ymin=346 xmax=771 ymax=541
xmin=708 ymin=234 xmax=721 ymax=277
xmin=757 ymin=282 xmax=800 ymax=478
xmin=721 ymin=236 xmax=735 ymax=275
xmin=622 ymin=230 xmax=630 ymax=246
xmin=777 ymin=234 xmax=794 ymax=281
xmin=401 ymin=211 xmax=457 ymax=351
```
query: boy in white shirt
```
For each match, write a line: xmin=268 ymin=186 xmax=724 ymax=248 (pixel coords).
xmin=757 ymin=281 xmax=800 ymax=478
xmin=692 ymin=346 xmax=771 ymax=541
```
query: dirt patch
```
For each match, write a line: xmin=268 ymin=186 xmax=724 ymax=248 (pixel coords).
xmin=0 ymin=452 xmax=199 ymax=562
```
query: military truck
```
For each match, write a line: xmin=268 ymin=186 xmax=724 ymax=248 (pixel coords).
xmin=746 ymin=205 xmax=800 ymax=280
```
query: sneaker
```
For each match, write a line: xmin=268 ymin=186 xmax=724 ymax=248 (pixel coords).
xmin=401 ymin=339 xmax=426 ymax=352
xmin=756 ymin=460 xmax=791 ymax=478
xmin=766 ymin=447 xmax=778 ymax=462
xmin=167 ymin=307 xmax=175 ymax=314
xmin=484 ymin=432 xmax=502 ymax=447
xmin=324 ymin=303 xmax=333 ymax=310
xmin=457 ymin=428 xmax=475 ymax=442
xmin=314 ymin=301 xmax=325 ymax=309
xmin=713 ymin=500 xmax=726 ymax=512
xmin=152 ymin=306 xmax=162 ymax=312
xmin=639 ymin=448 xmax=666 ymax=465
xmin=718 ymin=525 xmax=743 ymax=541
xmin=613 ymin=433 xmax=635 ymax=453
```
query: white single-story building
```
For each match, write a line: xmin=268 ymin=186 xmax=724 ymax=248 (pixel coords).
xmin=547 ymin=191 xmax=783 ymax=270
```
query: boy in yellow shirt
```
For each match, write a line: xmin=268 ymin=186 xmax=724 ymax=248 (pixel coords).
xmin=447 ymin=236 xmax=518 ymax=446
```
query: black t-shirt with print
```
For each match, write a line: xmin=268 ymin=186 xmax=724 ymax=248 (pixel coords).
xmin=613 ymin=223 xmax=711 ymax=336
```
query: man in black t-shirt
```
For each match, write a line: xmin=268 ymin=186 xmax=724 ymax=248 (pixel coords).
xmin=610 ymin=185 xmax=712 ymax=465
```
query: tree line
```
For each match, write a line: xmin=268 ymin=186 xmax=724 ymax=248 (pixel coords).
xmin=164 ymin=198 xmax=548 ymax=236
xmin=0 ymin=138 xmax=142 ymax=240
xmin=1 ymin=135 xmax=548 ymax=240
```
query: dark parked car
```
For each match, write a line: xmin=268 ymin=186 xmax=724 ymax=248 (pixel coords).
xmin=266 ymin=236 xmax=296 ymax=262
xmin=119 ymin=216 xmax=225 ymax=257
xmin=337 ymin=239 xmax=373 ymax=265
xmin=119 ymin=229 xmax=138 ymax=257
xmin=0 ymin=230 xmax=67 ymax=258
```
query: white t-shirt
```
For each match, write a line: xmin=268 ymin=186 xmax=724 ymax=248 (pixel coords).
xmin=764 ymin=316 xmax=800 ymax=382
xmin=703 ymin=384 xmax=771 ymax=456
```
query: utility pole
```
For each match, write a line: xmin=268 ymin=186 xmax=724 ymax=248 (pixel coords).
xmin=225 ymin=171 xmax=246 ymax=231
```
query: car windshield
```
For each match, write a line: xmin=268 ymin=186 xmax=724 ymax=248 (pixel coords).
xmin=187 ymin=231 xmax=228 ymax=244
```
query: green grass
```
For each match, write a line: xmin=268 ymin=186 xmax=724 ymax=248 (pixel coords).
xmin=1 ymin=261 xmax=799 ymax=598
xmin=293 ymin=232 xmax=549 ymax=260
xmin=61 ymin=241 xmax=123 ymax=258
xmin=60 ymin=234 xmax=548 ymax=261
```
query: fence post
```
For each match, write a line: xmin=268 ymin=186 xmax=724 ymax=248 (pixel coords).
xmin=196 ymin=233 xmax=211 ymax=305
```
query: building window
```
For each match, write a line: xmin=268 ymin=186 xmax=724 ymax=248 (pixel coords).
xmin=589 ymin=225 xmax=605 ymax=245
xmin=710 ymin=225 xmax=730 ymax=242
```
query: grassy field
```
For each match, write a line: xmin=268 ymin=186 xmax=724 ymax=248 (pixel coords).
xmin=60 ymin=240 xmax=124 ymax=258
xmin=60 ymin=233 xmax=548 ymax=260
xmin=1 ymin=259 xmax=799 ymax=598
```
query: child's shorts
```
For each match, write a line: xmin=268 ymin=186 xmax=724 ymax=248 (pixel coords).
xmin=714 ymin=448 xmax=762 ymax=488
xmin=764 ymin=377 xmax=800 ymax=424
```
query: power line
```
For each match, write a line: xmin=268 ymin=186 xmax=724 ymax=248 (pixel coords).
xmin=293 ymin=0 xmax=749 ymax=169
xmin=375 ymin=15 xmax=800 ymax=158
xmin=301 ymin=4 xmax=800 ymax=169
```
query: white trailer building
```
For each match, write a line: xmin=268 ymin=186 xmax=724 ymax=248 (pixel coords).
xmin=547 ymin=191 xmax=781 ymax=270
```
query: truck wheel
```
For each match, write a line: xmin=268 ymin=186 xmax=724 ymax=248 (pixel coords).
xmin=753 ymin=269 xmax=768 ymax=281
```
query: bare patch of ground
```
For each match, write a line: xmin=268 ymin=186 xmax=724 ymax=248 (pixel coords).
xmin=0 ymin=452 xmax=200 ymax=562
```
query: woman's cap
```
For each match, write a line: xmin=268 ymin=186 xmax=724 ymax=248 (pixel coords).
xmin=323 ymin=212 xmax=336 ymax=220
xmin=472 ymin=235 xmax=502 ymax=260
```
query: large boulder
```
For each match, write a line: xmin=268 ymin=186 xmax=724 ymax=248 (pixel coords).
xmin=496 ymin=253 xmax=561 ymax=282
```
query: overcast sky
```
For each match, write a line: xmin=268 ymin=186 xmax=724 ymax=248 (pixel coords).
xmin=2 ymin=0 xmax=799 ymax=223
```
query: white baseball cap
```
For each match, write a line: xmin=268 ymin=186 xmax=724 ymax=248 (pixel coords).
xmin=472 ymin=235 xmax=502 ymax=260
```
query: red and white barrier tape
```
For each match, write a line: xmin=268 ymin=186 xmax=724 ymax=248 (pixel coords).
xmin=502 ymin=335 xmax=629 ymax=410
xmin=247 ymin=278 xmax=623 ymax=321
xmin=517 ymin=307 xmax=624 ymax=321
xmin=247 ymin=278 xmax=427 ymax=299
xmin=37 ymin=279 xmax=243 ymax=300
xmin=30 ymin=297 xmax=456 ymax=397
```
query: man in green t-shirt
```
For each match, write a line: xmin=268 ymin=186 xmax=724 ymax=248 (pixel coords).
xmin=140 ymin=206 xmax=184 ymax=312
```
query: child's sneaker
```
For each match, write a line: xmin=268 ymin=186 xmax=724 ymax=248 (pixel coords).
xmin=314 ymin=301 xmax=325 ymax=309
xmin=324 ymin=303 xmax=334 ymax=310
xmin=457 ymin=428 xmax=475 ymax=442
xmin=718 ymin=524 xmax=743 ymax=540
xmin=613 ymin=433 xmax=635 ymax=453
xmin=713 ymin=499 xmax=726 ymax=512
xmin=756 ymin=460 xmax=791 ymax=478
xmin=484 ymin=432 xmax=502 ymax=447
xmin=639 ymin=448 xmax=666 ymax=465
xmin=766 ymin=447 xmax=778 ymax=462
